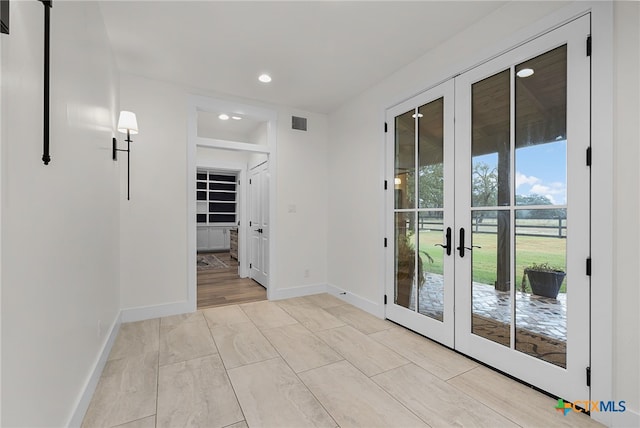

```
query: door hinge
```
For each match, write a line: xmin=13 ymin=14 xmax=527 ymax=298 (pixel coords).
xmin=384 ymin=294 xmax=387 ymax=305
xmin=249 ymin=221 xmax=252 ymax=227
xmin=586 ymin=147 xmax=592 ymax=166
xmin=586 ymin=367 xmax=591 ymax=386
xmin=250 ymin=263 xmax=252 ymax=269
xmin=384 ymin=238 xmax=388 ymax=247
xmin=384 ymin=122 xmax=388 ymax=133
xmin=384 ymin=180 xmax=388 ymax=190
xmin=586 ymin=258 xmax=592 ymax=276
xmin=586 ymin=35 xmax=592 ymax=57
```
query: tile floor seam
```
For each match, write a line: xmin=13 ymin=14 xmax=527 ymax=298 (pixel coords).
xmin=242 ymin=301 xmax=342 ymax=427
xmin=443 ymin=363 xmax=480 ymax=382
xmin=292 ymin=367 xmax=342 ymax=428
xmin=110 ymin=414 xmax=155 ymax=428
xmin=260 ymin=329 xmax=341 ymax=428
xmin=365 ymin=359 xmax=413 ymax=378
xmin=204 ymin=312 xmax=249 ymax=428
xmin=446 ymin=378 xmax=528 ymax=428
xmin=365 ymin=373 xmax=438 ymax=428
xmin=203 ymin=305 xmax=277 ymax=427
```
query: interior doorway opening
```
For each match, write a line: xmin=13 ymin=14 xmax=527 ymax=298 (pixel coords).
xmin=187 ymin=96 xmax=277 ymax=310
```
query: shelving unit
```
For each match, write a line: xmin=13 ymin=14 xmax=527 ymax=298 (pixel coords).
xmin=196 ymin=171 xmax=237 ymax=226
xmin=197 ymin=170 xmax=238 ymax=252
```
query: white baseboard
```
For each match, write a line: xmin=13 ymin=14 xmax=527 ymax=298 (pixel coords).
xmin=611 ymin=407 xmax=640 ymax=428
xmin=120 ymin=300 xmax=195 ymax=323
xmin=326 ymin=283 xmax=384 ymax=318
xmin=269 ymin=283 xmax=328 ymax=301
xmin=67 ymin=313 xmax=122 ymax=428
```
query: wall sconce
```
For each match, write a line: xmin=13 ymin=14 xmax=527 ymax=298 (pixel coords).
xmin=113 ymin=111 xmax=138 ymax=200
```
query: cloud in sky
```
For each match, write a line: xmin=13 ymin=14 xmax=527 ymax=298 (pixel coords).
xmin=516 ymin=172 xmax=566 ymax=204
xmin=515 ymin=172 xmax=540 ymax=188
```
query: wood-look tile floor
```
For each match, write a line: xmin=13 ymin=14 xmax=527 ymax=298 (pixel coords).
xmin=197 ymin=252 xmax=266 ymax=309
xmin=82 ymin=294 xmax=602 ymax=428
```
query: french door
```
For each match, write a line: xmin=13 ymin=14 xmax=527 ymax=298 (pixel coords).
xmin=385 ymin=15 xmax=590 ymax=402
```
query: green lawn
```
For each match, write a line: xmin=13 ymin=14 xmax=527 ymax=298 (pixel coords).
xmin=417 ymin=230 xmax=567 ymax=293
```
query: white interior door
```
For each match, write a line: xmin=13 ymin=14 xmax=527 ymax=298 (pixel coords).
xmin=249 ymin=162 xmax=269 ymax=287
xmin=386 ymin=15 xmax=591 ymax=403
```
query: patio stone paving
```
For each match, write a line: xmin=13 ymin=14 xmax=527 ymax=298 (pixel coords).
xmin=407 ymin=273 xmax=567 ymax=342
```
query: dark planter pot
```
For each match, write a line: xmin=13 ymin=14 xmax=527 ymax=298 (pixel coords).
xmin=525 ymin=269 xmax=566 ymax=299
xmin=396 ymin=260 xmax=414 ymax=308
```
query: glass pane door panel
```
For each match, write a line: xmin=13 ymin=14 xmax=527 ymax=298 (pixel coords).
xmin=395 ymin=110 xmax=415 ymax=209
xmin=417 ymin=211 xmax=444 ymax=321
xmin=395 ymin=212 xmax=416 ymax=309
xmin=515 ymin=210 xmax=567 ymax=367
xmin=418 ymin=98 xmax=444 ymax=209
xmin=471 ymin=210 xmax=511 ymax=347
xmin=472 ymin=70 xmax=511 ymax=207
xmin=516 ymin=45 xmax=567 ymax=207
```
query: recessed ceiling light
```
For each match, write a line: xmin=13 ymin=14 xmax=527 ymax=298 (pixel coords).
xmin=516 ymin=68 xmax=534 ymax=78
xmin=412 ymin=113 xmax=424 ymax=119
xmin=231 ymin=116 xmax=242 ymax=120
xmin=218 ymin=114 xmax=229 ymax=120
xmin=258 ymin=73 xmax=272 ymax=83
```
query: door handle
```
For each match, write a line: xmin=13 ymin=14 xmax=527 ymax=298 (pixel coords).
xmin=457 ymin=227 xmax=466 ymax=257
xmin=254 ymin=228 xmax=263 ymax=233
xmin=434 ymin=227 xmax=452 ymax=256
xmin=456 ymin=227 xmax=480 ymax=257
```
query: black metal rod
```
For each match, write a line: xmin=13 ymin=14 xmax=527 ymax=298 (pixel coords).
xmin=126 ymin=130 xmax=131 ymax=200
xmin=41 ymin=1 xmax=52 ymax=165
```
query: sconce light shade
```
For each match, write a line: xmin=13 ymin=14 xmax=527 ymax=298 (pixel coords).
xmin=117 ymin=111 xmax=138 ymax=135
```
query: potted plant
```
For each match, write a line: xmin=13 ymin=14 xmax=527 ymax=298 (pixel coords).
xmin=521 ymin=262 xmax=566 ymax=299
xmin=395 ymin=234 xmax=427 ymax=307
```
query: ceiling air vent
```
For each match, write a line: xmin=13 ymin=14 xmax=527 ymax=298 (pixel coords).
xmin=292 ymin=116 xmax=307 ymax=131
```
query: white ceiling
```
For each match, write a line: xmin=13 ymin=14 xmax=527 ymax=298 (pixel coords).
xmin=197 ymin=110 xmax=265 ymax=142
xmin=99 ymin=1 xmax=507 ymax=114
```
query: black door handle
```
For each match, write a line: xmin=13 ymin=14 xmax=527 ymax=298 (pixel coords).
xmin=254 ymin=228 xmax=263 ymax=233
xmin=457 ymin=227 xmax=466 ymax=257
xmin=434 ymin=227 xmax=452 ymax=256
xmin=457 ymin=227 xmax=480 ymax=257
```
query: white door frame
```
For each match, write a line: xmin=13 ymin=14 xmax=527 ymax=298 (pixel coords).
xmin=382 ymin=2 xmax=613 ymax=425
xmin=187 ymin=95 xmax=278 ymax=308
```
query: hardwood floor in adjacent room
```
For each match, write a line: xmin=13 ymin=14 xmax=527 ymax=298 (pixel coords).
xmin=197 ymin=251 xmax=266 ymax=309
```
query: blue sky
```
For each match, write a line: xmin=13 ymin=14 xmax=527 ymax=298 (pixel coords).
xmin=473 ymin=140 xmax=567 ymax=205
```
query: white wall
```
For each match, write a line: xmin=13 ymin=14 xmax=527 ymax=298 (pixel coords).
xmin=613 ymin=1 xmax=640 ymax=422
xmin=0 ymin=2 xmax=120 ymax=426
xmin=119 ymin=73 xmax=328 ymax=312
xmin=119 ymin=74 xmax=189 ymax=309
xmin=327 ymin=0 xmax=638 ymax=423
xmin=197 ymin=146 xmax=253 ymax=166
xmin=275 ymin=110 xmax=328 ymax=293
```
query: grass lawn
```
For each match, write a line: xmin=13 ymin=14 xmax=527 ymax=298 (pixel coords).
xmin=417 ymin=230 xmax=567 ymax=293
